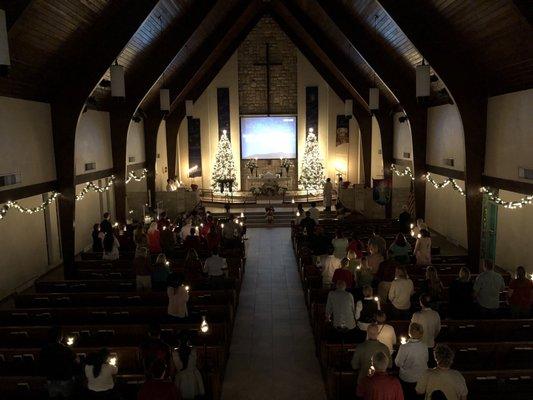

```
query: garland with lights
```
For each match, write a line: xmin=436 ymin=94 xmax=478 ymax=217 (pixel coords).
xmin=76 ymin=176 xmax=116 ymax=201
xmin=424 ymin=172 xmax=466 ymax=197
xmin=390 ymin=164 xmax=414 ymax=180
xmin=126 ymin=168 xmax=148 ymax=184
xmin=480 ymin=187 xmax=533 ymax=209
xmin=0 ymin=192 xmax=60 ymax=220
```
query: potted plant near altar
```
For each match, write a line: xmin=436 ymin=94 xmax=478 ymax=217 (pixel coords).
xmin=245 ymin=159 xmax=257 ymax=176
xmin=281 ymin=159 xmax=293 ymax=176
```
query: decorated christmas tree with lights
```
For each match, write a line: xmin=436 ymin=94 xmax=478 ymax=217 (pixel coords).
xmin=211 ymin=130 xmax=239 ymax=193
xmin=299 ymin=129 xmax=324 ymax=194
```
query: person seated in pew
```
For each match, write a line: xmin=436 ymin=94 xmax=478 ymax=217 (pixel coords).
xmin=351 ymin=324 xmax=391 ymax=386
xmin=395 ymin=322 xmax=428 ymax=400
xmin=138 ymin=323 xmax=173 ymax=379
xmin=40 ymin=326 xmax=78 ymax=399
xmin=508 ymin=266 xmax=532 ymax=318
xmin=321 ymin=246 xmax=342 ymax=286
xmin=415 ymin=344 xmax=468 ymax=400
xmin=167 ymin=273 xmax=190 ymax=321
xmin=332 ymin=258 xmax=355 ymax=290
xmin=388 ymin=266 xmax=415 ymax=320
xmin=325 ymin=279 xmax=356 ymax=339
xmin=102 ymin=231 xmax=120 ymax=261
xmin=389 ymin=233 xmax=411 ymax=265
xmin=172 ymin=330 xmax=205 ymax=400
xmin=148 ymin=222 xmax=163 ymax=254
xmin=84 ymin=348 xmax=119 ymax=399
xmin=152 ymin=254 xmax=171 ymax=291
xmin=138 ymin=359 xmax=181 ymax=400
xmin=448 ymin=267 xmax=474 ymax=319
xmin=92 ymin=223 xmax=104 ymax=253
xmin=134 ymin=247 xmax=152 ymax=291
xmin=355 ymin=286 xmax=380 ymax=336
xmin=203 ymin=248 xmax=227 ymax=289
xmin=299 ymin=210 xmax=317 ymax=235
xmin=420 ymin=267 xmax=444 ymax=311
xmin=373 ymin=311 xmax=397 ymax=355
xmin=411 ymin=294 xmax=441 ymax=368
xmin=331 ymin=229 xmax=349 ymax=260
xmin=473 ymin=260 xmax=505 ymax=317
xmin=356 ymin=351 xmax=404 ymax=400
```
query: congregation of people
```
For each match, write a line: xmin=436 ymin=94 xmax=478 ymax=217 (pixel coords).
xmin=298 ymin=201 xmax=531 ymax=400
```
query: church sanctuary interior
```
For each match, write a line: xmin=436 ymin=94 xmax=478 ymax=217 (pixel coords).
xmin=1 ymin=0 xmax=533 ymax=399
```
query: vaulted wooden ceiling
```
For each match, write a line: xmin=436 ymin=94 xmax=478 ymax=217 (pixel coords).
xmin=0 ymin=0 xmax=532 ymax=111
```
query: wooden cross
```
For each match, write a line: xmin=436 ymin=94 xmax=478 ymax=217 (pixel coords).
xmin=254 ymin=43 xmax=282 ymax=115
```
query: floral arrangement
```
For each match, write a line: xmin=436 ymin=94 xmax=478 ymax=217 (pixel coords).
xmin=245 ymin=159 xmax=257 ymax=170
xmin=281 ymin=159 xmax=293 ymax=170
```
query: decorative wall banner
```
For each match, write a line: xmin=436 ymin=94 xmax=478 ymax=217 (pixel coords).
xmin=372 ymin=178 xmax=391 ymax=205
xmin=187 ymin=117 xmax=202 ymax=177
xmin=306 ymin=86 xmax=318 ymax=137
xmin=217 ymin=87 xmax=230 ymax=140
xmin=336 ymin=115 xmax=349 ymax=146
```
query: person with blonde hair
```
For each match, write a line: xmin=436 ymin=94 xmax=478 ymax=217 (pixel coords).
xmin=388 ymin=265 xmax=414 ymax=319
xmin=395 ymin=322 xmax=428 ymax=399
xmin=416 ymin=344 xmax=468 ymax=400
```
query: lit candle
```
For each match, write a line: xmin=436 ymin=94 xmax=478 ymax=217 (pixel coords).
xmin=240 ymin=212 xmax=244 ymax=218
xmin=66 ymin=336 xmax=75 ymax=346
xmin=296 ymin=211 xmax=300 ymax=217
xmin=109 ymin=356 xmax=117 ymax=366
xmin=400 ymin=336 xmax=407 ymax=345
xmin=200 ymin=316 xmax=209 ymax=333
xmin=221 ymin=223 xmax=225 ymax=228
xmin=184 ymin=285 xmax=190 ymax=292
xmin=113 ymin=222 xmax=119 ymax=227
xmin=410 ymin=223 xmax=414 ymax=229
xmin=165 ymin=261 xmax=170 ymax=266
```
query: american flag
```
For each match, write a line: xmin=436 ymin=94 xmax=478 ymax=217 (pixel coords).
xmin=407 ymin=180 xmax=416 ymax=217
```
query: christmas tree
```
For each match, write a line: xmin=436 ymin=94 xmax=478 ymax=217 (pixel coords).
xmin=211 ymin=131 xmax=239 ymax=193
xmin=299 ymin=130 xmax=324 ymax=194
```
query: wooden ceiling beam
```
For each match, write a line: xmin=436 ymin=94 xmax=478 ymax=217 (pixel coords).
xmin=317 ymin=0 xmax=428 ymax=218
xmin=378 ymin=0 xmax=487 ymax=269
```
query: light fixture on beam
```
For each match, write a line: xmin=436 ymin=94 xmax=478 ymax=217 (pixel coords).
xmin=110 ymin=60 xmax=125 ymax=98
xmin=369 ymin=87 xmax=379 ymax=111
xmin=0 ymin=9 xmax=10 ymax=76
xmin=344 ymin=99 xmax=353 ymax=117
xmin=185 ymin=100 xmax=194 ymax=117
xmin=416 ymin=60 xmax=431 ymax=98
xmin=160 ymin=88 xmax=170 ymax=111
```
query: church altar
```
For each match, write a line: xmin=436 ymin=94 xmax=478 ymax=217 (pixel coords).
xmin=244 ymin=171 xmax=293 ymax=193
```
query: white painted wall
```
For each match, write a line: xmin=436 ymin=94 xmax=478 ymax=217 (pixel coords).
xmin=485 ymin=88 xmax=533 ymax=182
xmin=75 ymin=110 xmax=113 ymax=175
xmin=427 ymin=104 xmax=465 ymax=171
xmin=127 ymin=119 xmax=146 ymax=166
xmin=371 ymin=116 xmax=383 ymax=182
xmin=393 ymin=112 xmax=413 ymax=163
xmin=495 ymin=190 xmax=533 ymax=274
xmin=425 ymin=173 xmax=468 ymax=248
xmin=0 ymin=194 xmax=58 ymax=299
xmin=0 ymin=97 xmax=56 ymax=189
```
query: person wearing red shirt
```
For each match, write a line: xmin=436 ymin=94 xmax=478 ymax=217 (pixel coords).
xmin=147 ymin=222 xmax=162 ymax=254
xmin=332 ymin=258 xmax=355 ymax=289
xmin=508 ymin=266 xmax=532 ymax=318
xmin=357 ymin=351 xmax=404 ymax=400
xmin=348 ymin=237 xmax=365 ymax=259
xmin=137 ymin=359 xmax=181 ymax=400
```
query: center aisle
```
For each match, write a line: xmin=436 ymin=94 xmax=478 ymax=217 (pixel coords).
xmin=222 ymin=228 xmax=327 ymax=400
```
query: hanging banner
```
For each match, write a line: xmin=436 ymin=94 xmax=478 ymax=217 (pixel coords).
xmin=336 ymin=115 xmax=349 ymax=146
xmin=372 ymin=178 xmax=391 ymax=205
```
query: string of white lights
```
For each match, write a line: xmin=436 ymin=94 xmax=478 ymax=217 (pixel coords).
xmin=0 ymin=192 xmax=60 ymax=220
xmin=390 ymin=164 xmax=415 ymax=180
xmin=480 ymin=187 xmax=533 ymax=210
xmin=424 ymin=172 xmax=466 ymax=196
xmin=75 ymin=177 xmax=116 ymax=201
xmin=125 ymin=168 xmax=148 ymax=184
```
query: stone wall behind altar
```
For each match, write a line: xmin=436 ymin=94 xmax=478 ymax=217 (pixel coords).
xmin=241 ymin=158 xmax=298 ymax=191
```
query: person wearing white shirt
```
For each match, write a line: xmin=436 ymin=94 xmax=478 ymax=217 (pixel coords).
xmin=388 ymin=265 xmax=414 ymax=319
xmin=180 ymin=219 xmax=193 ymax=241
xmin=308 ymin=202 xmax=320 ymax=222
xmin=321 ymin=248 xmax=341 ymax=286
xmin=473 ymin=261 xmax=505 ymax=315
xmin=203 ymin=249 xmax=227 ymax=277
xmin=395 ymin=322 xmax=428 ymax=399
xmin=373 ymin=310 xmax=397 ymax=354
xmin=416 ymin=344 xmax=468 ymax=400
xmin=325 ymin=280 xmax=356 ymax=330
xmin=355 ymin=285 xmax=380 ymax=332
xmin=412 ymin=294 xmax=441 ymax=368
xmin=85 ymin=348 xmax=118 ymax=395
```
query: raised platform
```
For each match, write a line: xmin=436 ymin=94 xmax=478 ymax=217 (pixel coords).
xmin=199 ymin=189 xmax=334 ymax=205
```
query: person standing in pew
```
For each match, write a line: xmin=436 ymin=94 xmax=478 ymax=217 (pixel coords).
xmin=473 ymin=260 xmax=505 ymax=318
xmin=388 ymin=266 xmax=415 ymax=320
xmin=92 ymin=224 xmax=104 ymax=253
xmin=167 ymin=273 xmax=190 ymax=321
xmin=399 ymin=205 xmax=412 ymax=235
xmin=102 ymin=231 xmax=120 ymax=261
xmin=416 ymin=344 xmax=468 ymax=400
xmin=395 ymin=322 xmax=428 ymax=400
xmin=134 ymin=247 xmax=152 ymax=291
xmin=355 ymin=286 xmax=380 ymax=340
xmin=411 ymin=294 xmax=441 ymax=368
xmin=203 ymin=248 xmax=227 ymax=289
xmin=508 ymin=266 xmax=532 ymax=318
xmin=356 ymin=351 xmax=404 ymax=400
xmin=84 ymin=348 xmax=119 ymax=399
xmin=172 ymin=330 xmax=205 ymax=400
xmin=100 ymin=212 xmax=113 ymax=234
xmin=325 ymin=279 xmax=357 ymax=340
xmin=148 ymin=222 xmax=163 ymax=254
xmin=138 ymin=324 xmax=173 ymax=379
xmin=152 ymin=254 xmax=171 ymax=291
xmin=40 ymin=326 xmax=78 ymax=399
xmin=414 ymin=230 xmax=432 ymax=266
xmin=331 ymin=229 xmax=349 ymax=260
xmin=322 ymin=246 xmax=342 ymax=286
xmin=299 ymin=211 xmax=317 ymax=235
xmin=138 ymin=359 xmax=181 ymax=400
xmin=351 ymin=324 xmax=391 ymax=386
xmin=160 ymin=220 xmax=176 ymax=254
xmin=134 ymin=225 xmax=149 ymax=257
xmin=448 ymin=267 xmax=474 ymax=319
xmin=420 ymin=267 xmax=444 ymax=312
xmin=373 ymin=311 xmax=397 ymax=355
xmin=332 ymin=258 xmax=355 ymax=290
